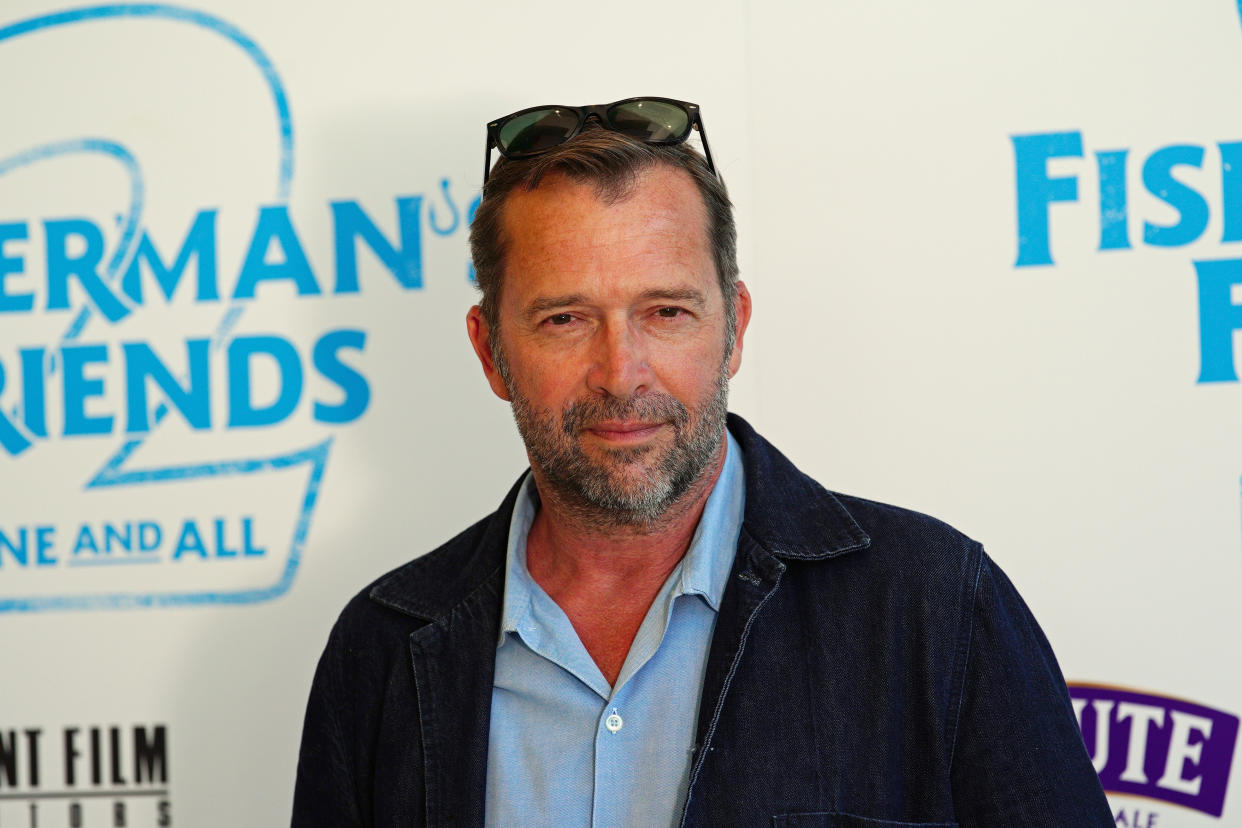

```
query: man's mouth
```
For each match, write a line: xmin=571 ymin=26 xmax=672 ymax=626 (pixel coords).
xmin=583 ymin=421 xmax=666 ymax=443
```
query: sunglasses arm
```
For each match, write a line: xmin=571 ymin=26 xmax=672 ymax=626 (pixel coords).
xmin=694 ymin=116 xmax=720 ymax=182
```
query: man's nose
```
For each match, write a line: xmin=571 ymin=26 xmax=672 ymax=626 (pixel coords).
xmin=587 ymin=320 xmax=652 ymax=398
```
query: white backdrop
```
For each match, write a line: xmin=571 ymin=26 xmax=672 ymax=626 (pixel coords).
xmin=0 ymin=1 xmax=1238 ymax=825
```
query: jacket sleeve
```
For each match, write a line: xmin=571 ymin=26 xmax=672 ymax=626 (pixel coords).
xmin=291 ymin=617 xmax=367 ymax=828
xmin=948 ymin=549 xmax=1113 ymax=826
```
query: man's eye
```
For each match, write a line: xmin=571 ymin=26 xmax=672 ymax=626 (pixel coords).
xmin=656 ymin=307 xmax=683 ymax=318
xmin=548 ymin=313 xmax=574 ymax=325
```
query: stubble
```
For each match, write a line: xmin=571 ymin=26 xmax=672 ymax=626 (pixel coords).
xmin=500 ymin=353 xmax=730 ymax=529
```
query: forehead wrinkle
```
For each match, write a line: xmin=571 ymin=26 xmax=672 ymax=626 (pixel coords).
xmin=500 ymin=166 xmax=717 ymax=312
xmin=508 ymin=167 xmax=707 ymax=250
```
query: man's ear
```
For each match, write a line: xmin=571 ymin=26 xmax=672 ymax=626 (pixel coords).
xmin=727 ymin=281 xmax=752 ymax=378
xmin=466 ymin=305 xmax=512 ymax=402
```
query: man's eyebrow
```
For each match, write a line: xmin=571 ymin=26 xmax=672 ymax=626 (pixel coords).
xmin=522 ymin=294 xmax=588 ymax=319
xmin=521 ymin=288 xmax=710 ymax=320
xmin=637 ymin=288 xmax=708 ymax=306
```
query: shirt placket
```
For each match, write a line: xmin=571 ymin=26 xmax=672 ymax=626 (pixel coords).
xmin=592 ymin=682 xmax=634 ymax=828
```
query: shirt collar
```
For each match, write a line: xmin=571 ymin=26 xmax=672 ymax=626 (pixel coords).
xmin=498 ymin=430 xmax=745 ymax=645
xmin=498 ymin=474 xmax=539 ymax=643
xmin=676 ymin=429 xmax=744 ymax=612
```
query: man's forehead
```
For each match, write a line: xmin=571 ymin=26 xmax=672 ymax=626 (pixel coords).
xmin=500 ymin=165 xmax=709 ymax=241
xmin=503 ymin=168 xmax=708 ymax=262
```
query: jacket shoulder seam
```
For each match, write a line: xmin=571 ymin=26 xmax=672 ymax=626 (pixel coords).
xmin=946 ymin=540 xmax=986 ymax=776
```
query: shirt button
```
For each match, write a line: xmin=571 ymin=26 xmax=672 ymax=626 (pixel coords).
xmin=605 ymin=713 xmax=623 ymax=733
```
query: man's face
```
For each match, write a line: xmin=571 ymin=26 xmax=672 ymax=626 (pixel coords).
xmin=467 ymin=164 xmax=750 ymax=525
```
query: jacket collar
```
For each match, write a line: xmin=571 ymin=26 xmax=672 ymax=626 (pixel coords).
xmin=368 ymin=413 xmax=870 ymax=621
xmin=726 ymin=413 xmax=871 ymax=561
xmin=368 ymin=477 xmax=519 ymax=623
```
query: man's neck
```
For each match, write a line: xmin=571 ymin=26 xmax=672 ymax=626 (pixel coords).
xmin=522 ymin=437 xmax=728 ymax=684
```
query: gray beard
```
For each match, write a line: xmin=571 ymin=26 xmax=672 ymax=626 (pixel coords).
xmin=506 ymin=366 xmax=730 ymax=529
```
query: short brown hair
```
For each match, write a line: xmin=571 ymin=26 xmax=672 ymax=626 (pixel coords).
xmin=469 ymin=125 xmax=738 ymax=343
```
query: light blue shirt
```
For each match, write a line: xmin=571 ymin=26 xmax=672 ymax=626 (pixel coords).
xmin=485 ymin=432 xmax=745 ymax=827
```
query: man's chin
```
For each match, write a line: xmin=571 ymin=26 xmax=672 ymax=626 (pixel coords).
xmin=562 ymin=457 xmax=668 ymax=499
xmin=576 ymin=437 xmax=661 ymax=466
xmin=584 ymin=464 xmax=664 ymax=495
xmin=570 ymin=483 xmax=675 ymax=525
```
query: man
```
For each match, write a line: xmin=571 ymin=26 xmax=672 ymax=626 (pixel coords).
xmin=293 ymin=98 xmax=1112 ymax=826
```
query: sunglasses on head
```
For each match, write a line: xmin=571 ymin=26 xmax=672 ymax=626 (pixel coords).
xmin=483 ymin=96 xmax=717 ymax=184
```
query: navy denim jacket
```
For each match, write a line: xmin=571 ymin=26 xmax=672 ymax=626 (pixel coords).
xmin=293 ymin=415 xmax=1112 ymax=826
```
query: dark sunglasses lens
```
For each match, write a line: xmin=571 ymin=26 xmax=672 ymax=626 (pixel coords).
xmin=606 ymin=100 xmax=690 ymax=142
xmin=498 ymin=108 xmax=579 ymax=155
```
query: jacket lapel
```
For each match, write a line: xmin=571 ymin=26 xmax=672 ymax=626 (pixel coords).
xmin=371 ymin=477 xmax=522 ymax=827
xmin=409 ymin=587 xmax=499 ymax=828
xmin=681 ymin=527 xmax=786 ymax=825
xmin=680 ymin=416 xmax=873 ymax=825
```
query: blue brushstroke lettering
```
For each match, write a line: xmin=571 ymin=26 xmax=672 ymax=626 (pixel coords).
xmin=233 ymin=205 xmax=320 ymax=298
xmin=20 ymin=348 xmax=47 ymax=437
xmin=172 ymin=520 xmax=207 ymax=559
xmin=331 ymin=197 xmax=423 ymax=293
xmin=1096 ymin=150 xmax=1131 ymax=251
xmin=312 ymin=329 xmax=369 ymax=424
xmin=121 ymin=209 xmax=220 ymax=304
xmin=45 ymin=218 xmax=129 ymax=320
xmin=62 ymin=344 xmax=113 ymax=436
xmin=1143 ymin=145 xmax=1209 ymax=247
xmin=0 ymin=358 xmax=33 ymax=455
xmin=226 ymin=335 xmax=303 ymax=427
xmin=0 ymin=222 xmax=32 ymax=312
xmin=1195 ymin=258 xmax=1242 ymax=382
xmin=1013 ymin=131 xmax=1083 ymax=267
xmin=123 ymin=339 xmax=212 ymax=433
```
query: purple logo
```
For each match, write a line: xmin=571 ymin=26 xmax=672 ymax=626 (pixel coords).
xmin=1069 ymin=684 xmax=1238 ymax=817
